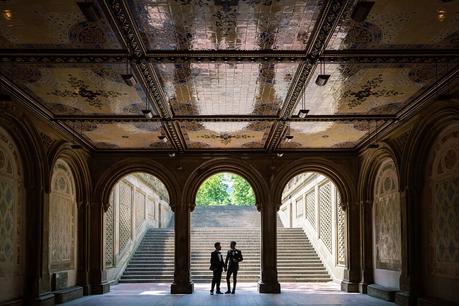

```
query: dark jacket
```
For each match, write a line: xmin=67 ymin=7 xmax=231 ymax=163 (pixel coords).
xmin=209 ymin=250 xmax=224 ymax=271
xmin=225 ymin=249 xmax=243 ymax=271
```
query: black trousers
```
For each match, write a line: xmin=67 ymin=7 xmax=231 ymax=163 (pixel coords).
xmin=226 ymin=268 xmax=238 ymax=292
xmin=211 ymin=268 xmax=223 ymax=292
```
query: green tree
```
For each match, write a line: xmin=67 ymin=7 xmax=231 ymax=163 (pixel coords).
xmin=195 ymin=173 xmax=231 ymax=205
xmin=229 ymin=174 xmax=255 ymax=205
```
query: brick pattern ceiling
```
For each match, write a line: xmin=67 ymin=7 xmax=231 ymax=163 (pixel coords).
xmin=0 ymin=0 xmax=458 ymax=152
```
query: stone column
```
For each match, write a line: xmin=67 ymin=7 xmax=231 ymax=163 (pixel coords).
xmin=359 ymin=200 xmax=373 ymax=293
xmin=88 ymin=202 xmax=109 ymax=294
xmin=77 ymin=201 xmax=90 ymax=295
xmin=341 ymin=201 xmax=361 ymax=292
xmin=170 ymin=203 xmax=193 ymax=294
xmin=258 ymin=202 xmax=281 ymax=293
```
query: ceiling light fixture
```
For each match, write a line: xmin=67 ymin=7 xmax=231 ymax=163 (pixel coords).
xmin=77 ymin=1 xmax=102 ymax=22
xmin=142 ymin=109 xmax=153 ymax=119
xmin=158 ymin=127 xmax=168 ymax=143
xmin=277 ymin=153 xmax=284 ymax=157
xmin=297 ymin=86 xmax=310 ymax=118
xmin=315 ymin=60 xmax=330 ymax=86
xmin=121 ymin=57 xmax=137 ymax=86
xmin=285 ymin=124 xmax=293 ymax=142
xmin=168 ymin=152 xmax=176 ymax=157
xmin=351 ymin=1 xmax=375 ymax=22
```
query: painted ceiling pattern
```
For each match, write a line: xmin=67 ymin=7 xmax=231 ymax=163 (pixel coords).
xmin=1 ymin=63 xmax=151 ymax=116
xmin=327 ymin=0 xmax=459 ymax=50
xmin=0 ymin=0 xmax=457 ymax=151
xmin=127 ymin=0 xmax=323 ymax=50
xmin=155 ymin=61 xmax=299 ymax=116
xmin=78 ymin=121 xmax=171 ymax=149
xmin=0 ymin=0 xmax=121 ymax=49
xmin=293 ymin=63 xmax=448 ymax=116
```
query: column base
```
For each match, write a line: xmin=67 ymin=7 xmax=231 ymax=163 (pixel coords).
xmin=170 ymin=282 xmax=194 ymax=294
xmin=359 ymin=282 xmax=369 ymax=293
xmin=34 ymin=293 xmax=55 ymax=306
xmin=341 ymin=280 xmax=360 ymax=292
xmin=258 ymin=281 xmax=281 ymax=293
xmin=395 ymin=291 xmax=413 ymax=306
xmin=90 ymin=282 xmax=110 ymax=295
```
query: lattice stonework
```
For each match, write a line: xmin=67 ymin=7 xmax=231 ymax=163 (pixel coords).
xmin=374 ymin=159 xmax=401 ymax=271
xmin=0 ymin=127 xmax=23 ymax=282
xmin=427 ymin=127 xmax=459 ymax=278
xmin=49 ymin=159 xmax=76 ymax=272
xmin=119 ymin=180 xmax=132 ymax=251
xmin=135 ymin=190 xmax=145 ymax=230
xmin=104 ymin=191 xmax=114 ymax=268
xmin=319 ymin=182 xmax=332 ymax=253
xmin=306 ymin=190 xmax=315 ymax=227
xmin=337 ymin=192 xmax=346 ymax=265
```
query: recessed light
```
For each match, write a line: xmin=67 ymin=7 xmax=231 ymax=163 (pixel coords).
xmin=169 ymin=152 xmax=176 ymax=157
xmin=351 ymin=1 xmax=375 ymax=22
xmin=142 ymin=109 xmax=153 ymax=119
xmin=158 ymin=135 xmax=168 ymax=143
xmin=122 ymin=74 xmax=137 ymax=86
xmin=298 ymin=109 xmax=310 ymax=118
xmin=285 ymin=135 xmax=294 ymax=142
xmin=277 ymin=153 xmax=284 ymax=157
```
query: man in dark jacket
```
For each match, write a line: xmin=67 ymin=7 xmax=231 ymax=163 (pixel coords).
xmin=225 ymin=241 xmax=243 ymax=294
xmin=209 ymin=242 xmax=225 ymax=295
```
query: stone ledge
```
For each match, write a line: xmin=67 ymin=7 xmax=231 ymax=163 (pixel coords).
xmin=418 ymin=297 xmax=459 ymax=306
xmin=367 ymin=284 xmax=398 ymax=302
xmin=53 ymin=286 xmax=84 ymax=304
xmin=0 ymin=298 xmax=23 ymax=306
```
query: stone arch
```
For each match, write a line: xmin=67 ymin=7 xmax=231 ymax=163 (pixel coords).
xmin=93 ymin=158 xmax=178 ymax=212
xmin=272 ymin=158 xmax=355 ymax=211
xmin=420 ymin=122 xmax=459 ymax=302
xmin=183 ymin=158 xmax=269 ymax=211
xmin=0 ymin=126 xmax=25 ymax=303
xmin=48 ymin=159 xmax=78 ymax=288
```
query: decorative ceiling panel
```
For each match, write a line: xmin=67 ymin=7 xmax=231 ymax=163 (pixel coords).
xmin=155 ymin=61 xmax=299 ymax=116
xmin=293 ymin=63 xmax=450 ymax=116
xmin=0 ymin=0 xmax=122 ymax=49
xmin=1 ymin=63 xmax=151 ymax=116
xmin=78 ymin=121 xmax=171 ymax=149
xmin=127 ymin=0 xmax=322 ymax=50
xmin=280 ymin=121 xmax=382 ymax=149
xmin=179 ymin=121 xmax=272 ymax=149
xmin=327 ymin=0 xmax=459 ymax=50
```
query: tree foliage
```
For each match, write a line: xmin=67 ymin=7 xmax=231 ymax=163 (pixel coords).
xmin=195 ymin=172 xmax=255 ymax=206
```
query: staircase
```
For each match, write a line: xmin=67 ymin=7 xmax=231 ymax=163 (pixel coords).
xmin=119 ymin=206 xmax=331 ymax=283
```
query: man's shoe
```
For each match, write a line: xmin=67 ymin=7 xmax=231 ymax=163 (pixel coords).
xmin=225 ymin=290 xmax=231 ymax=294
xmin=216 ymin=291 xmax=223 ymax=294
xmin=210 ymin=291 xmax=213 ymax=295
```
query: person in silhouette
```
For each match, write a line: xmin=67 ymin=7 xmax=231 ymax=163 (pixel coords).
xmin=225 ymin=241 xmax=243 ymax=294
xmin=209 ymin=242 xmax=225 ymax=295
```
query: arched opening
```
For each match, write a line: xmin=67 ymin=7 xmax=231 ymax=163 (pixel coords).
xmin=421 ymin=124 xmax=459 ymax=303
xmin=48 ymin=159 xmax=78 ymax=290
xmin=279 ymin=171 xmax=346 ymax=283
xmin=103 ymin=172 xmax=174 ymax=284
xmin=191 ymin=171 xmax=259 ymax=292
xmin=0 ymin=127 xmax=25 ymax=303
xmin=372 ymin=158 xmax=401 ymax=289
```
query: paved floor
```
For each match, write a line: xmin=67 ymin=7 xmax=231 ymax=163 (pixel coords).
xmin=62 ymin=282 xmax=395 ymax=306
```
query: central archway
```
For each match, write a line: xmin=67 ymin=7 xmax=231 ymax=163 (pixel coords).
xmin=191 ymin=171 xmax=260 ymax=292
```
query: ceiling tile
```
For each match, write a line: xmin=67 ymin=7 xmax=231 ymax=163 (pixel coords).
xmin=179 ymin=121 xmax=272 ymax=149
xmin=155 ymin=61 xmax=299 ymax=116
xmin=127 ymin=0 xmax=322 ymax=50
xmin=280 ymin=121 xmax=383 ymax=149
xmin=327 ymin=0 xmax=459 ymax=50
xmin=1 ymin=63 xmax=152 ymax=116
xmin=78 ymin=121 xmax=171 ymax=149
xmin=0 ymin=0 xmax=122 ymax=49
xmin=293 ymin=63 xmax=451 ymax=116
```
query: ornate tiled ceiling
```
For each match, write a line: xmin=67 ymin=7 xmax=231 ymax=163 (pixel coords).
xmin=0 ymin=0 xmax=458 ymax=152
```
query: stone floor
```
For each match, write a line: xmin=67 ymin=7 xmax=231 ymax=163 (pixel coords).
xmin=62 ymin=282 xmax=396 ymax=306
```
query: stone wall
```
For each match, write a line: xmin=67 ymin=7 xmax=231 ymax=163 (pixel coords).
xmin=278 ymin=172 xmax=346 ymax=280
xmin=103 ymin=173 xmax=173 ymax=282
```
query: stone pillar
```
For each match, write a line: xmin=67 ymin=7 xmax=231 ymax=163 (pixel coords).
xmin=341 ymin=202 xmax=361 ymax=292
xmin=88 ymin=202 xmax=109 ymax=294
xmin=77 ymin=202 xmax=90 ymax=295
xmin=258 ymin=202 xmax=281 ymax=293
xmin=170 ymin=204 xmax=193 ymax=294
xmin=359 ymin=200 xmax=373 ymax=293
